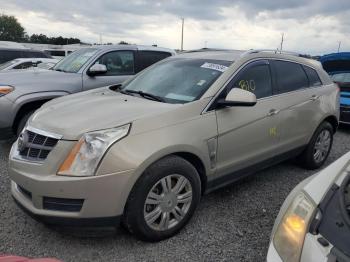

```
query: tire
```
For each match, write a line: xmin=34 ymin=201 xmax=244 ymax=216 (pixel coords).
xmin=123 ymin=155 xmax=201 ymax=242
xmin=298 ymin=121 xmax=334 ymax=170
xmin=16 ymin=111 xmax=35 ymax=136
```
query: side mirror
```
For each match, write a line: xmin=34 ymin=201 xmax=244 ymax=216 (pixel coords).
xmin=88 ymin=64 xmax=107 ymax=76
xmin=217 ymin=88 xmax=257 ymax=107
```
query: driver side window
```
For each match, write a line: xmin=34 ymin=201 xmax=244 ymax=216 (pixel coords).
xmin=228 ymin=61 xmax=273 ymax=99
xmin=95 ymin=51 xmax=134 ymax=76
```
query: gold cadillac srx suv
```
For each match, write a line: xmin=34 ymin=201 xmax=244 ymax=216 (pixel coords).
xmin=9 ymin=50 xmax=339 ymax=241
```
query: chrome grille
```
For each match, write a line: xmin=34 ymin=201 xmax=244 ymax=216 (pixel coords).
xmin=18 ymin=130 xmax=58 ymax=161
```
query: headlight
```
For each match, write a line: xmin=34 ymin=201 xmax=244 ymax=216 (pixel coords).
xmin=58 ymin=124 xmax=130 ymax=177
xmin=273 ymin=192 xmax=316 ymax=262
xmin=0 ymin=85 xmax=14 ymax=97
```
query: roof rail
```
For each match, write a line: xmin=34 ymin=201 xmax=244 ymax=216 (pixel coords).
xmin=182 ymin=48 xmax=238 ymax=53
xmin=241 ymin=49 xmax=301 ymax=57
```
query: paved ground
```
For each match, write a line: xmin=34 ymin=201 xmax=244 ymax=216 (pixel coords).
xmin=0 ymin=126 xmax=350 ymax=262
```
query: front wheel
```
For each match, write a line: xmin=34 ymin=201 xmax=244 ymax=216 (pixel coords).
xmin=123 ymin=156 xmax=201 ymax=242
xmin=298 ymin=121 xmax=333 ymax=170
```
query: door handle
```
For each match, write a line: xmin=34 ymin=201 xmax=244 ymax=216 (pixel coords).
xmin=268 ymin=109 xmax=280 ymax=116
xmin=310 ymin=95 xmax=319 ymax=101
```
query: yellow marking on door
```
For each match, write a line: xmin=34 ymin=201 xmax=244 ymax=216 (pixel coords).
xmin=269 ymin=127 xmax=277 ymax=136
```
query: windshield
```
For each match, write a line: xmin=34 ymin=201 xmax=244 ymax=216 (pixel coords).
xmin=0 ymin=60 xmax=18 ymax=70
xmin=121 ymin=58 xmax=231 ymax=104
xmin=38 ymin=62 xmax=56 ymax=69
xmin=53 ymin=48 xmax=98 ymax=73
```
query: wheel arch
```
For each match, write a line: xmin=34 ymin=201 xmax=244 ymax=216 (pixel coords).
xmin=322 ymin=115 xmax=339 ymax=133
xmin=12 ymin=92 xmax=70 ymax=132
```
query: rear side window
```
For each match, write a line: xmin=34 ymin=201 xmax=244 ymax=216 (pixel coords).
xmin=303 ymin=66 xmax=322 ymax=87
xmin=136 ymin=51 xmax=172 ymax=72
xmin=272 ymin=60 xmax=309 ymax=94
xmin=231 ymin=62 xmax=273 ymax=99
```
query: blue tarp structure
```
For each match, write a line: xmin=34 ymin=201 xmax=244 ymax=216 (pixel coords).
xmin=321 ymin=52 xmax=350 ymax=106
xmin=320 ymin=52 xmax=350 ymax=74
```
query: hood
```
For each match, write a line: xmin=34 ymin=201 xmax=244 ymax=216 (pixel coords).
xmin=0 ymin=69 xmax=81 ymax=101
xmin=304 ymin=151 xmax=350 ymax=203
xmin=29 ymin=88 xmax=180 ymax=140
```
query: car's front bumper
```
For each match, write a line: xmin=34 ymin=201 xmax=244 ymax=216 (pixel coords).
xmin=9 ymin=139 xmax=136 ymax=226
xmin=12 ymin=194 xmax=121 ymax=227
xmin=267 ymin=233 xmax=332 ymax=262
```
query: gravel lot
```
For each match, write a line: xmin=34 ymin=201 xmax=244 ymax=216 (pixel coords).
xmin=1 ymin=126 xmax=350 ymax=262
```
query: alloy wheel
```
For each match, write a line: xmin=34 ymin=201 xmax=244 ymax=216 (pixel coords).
xmin=143 ymin=174 xmax=193 ymax=231
xmin=313 ymin=129 xmax=331 ymax=163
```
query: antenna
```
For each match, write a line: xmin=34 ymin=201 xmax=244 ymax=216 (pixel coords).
xmin=181 ymin=18 xmax=184 ymax=51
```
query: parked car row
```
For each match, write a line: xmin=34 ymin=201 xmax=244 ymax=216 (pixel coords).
xmin=0 ymin=45 xmax=175 ymax=138
xmin=0 ymin=45 xmax=348 ymax=260
xmin=0 ymin=47 xmax=51 ymax=64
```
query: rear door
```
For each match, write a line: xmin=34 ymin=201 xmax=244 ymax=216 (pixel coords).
xmin=82 ymin=50 xmax=135 ymax=90
xmin=270 ymin=60 xmax=323 ymax=150
xmin=214 ymin=60 xmax=282 ymax=178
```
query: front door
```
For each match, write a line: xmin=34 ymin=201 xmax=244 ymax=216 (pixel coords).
xmin=82 ymin=50 xmax=135 ymax=90
xmin=214 ymin=60 xmax=281 ymax=178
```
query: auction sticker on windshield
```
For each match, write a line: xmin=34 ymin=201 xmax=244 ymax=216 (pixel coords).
xmin=200 ymin=62 xmax=228 ymax=72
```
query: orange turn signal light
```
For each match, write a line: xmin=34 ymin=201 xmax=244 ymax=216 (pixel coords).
xmin=58 ymin=139 xmax=84 ymax=174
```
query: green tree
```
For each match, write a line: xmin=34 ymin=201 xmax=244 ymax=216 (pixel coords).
xmin=0 ymin=14 xmax=25 ymax=41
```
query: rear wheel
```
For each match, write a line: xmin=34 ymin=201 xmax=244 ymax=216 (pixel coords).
xmin=123 ymin=155 xmax=201 ymax=242
xmin=298 ymin=121 xmax=333 ymax=170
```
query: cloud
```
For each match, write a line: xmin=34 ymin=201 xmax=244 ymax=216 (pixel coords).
xmin=0 ymin=0 xmax=349 ymax=54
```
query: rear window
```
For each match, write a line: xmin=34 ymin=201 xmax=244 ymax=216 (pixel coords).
xmin=303 ymin=65 xmax=322 ymax=87
xmin=272 ymin=60 xmax=309 ymax=94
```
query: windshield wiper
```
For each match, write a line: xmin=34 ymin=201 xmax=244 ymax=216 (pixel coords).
xmin=122 ymin=89 xmax=165 ymax=102
xmin=54 ymin=68 xmax=66 ymax=72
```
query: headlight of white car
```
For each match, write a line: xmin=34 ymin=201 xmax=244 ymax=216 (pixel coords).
xmin=58 ymin=124 xmax=130 ymax=177
xmin=273 ymin=191 xmax=316 ymax=262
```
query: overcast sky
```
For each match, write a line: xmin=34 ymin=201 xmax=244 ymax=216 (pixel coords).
xmin=1 ymin=0 xmax=349 ymax=55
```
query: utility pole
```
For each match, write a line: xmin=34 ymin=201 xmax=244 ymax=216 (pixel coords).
xmin=181 ymin=18 xmax=184 ymax=51
xmin=279 ymin=33 xmax=284 ymax=53
xmin=338 ymin=41 xmax=341 ymax=53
